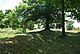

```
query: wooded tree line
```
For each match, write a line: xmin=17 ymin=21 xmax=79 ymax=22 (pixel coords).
xmin=0 ymin=0 xmax=80 ymax=35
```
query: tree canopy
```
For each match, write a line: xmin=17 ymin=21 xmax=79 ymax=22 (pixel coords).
xmin=0 ymin=0 xmax=80 ymax=34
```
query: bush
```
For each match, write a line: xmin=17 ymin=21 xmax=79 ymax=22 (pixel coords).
xmin=0 ymin=28 xmax=23 ymax=34
xmin=0 ymin=28 xmax=13 ymax=33
xmin=66 ymin=21 xmax=74 ymax=30
xmin=27 ymin=20 xmax=34 ymax=30
xmin=14 ymin=28 xmax=23 ymax=34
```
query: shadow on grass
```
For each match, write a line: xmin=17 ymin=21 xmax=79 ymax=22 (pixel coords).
xmin=66 ymin=32 xmax=80 ymax=36
xmin=0 ymin=30 xmax=80 ymax=54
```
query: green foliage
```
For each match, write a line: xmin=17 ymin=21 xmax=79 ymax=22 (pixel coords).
xmin=22 ymin=0 xmax=62 ymax=30
xmin=2 ymin=9 xmax=22 ymax=29
xmin=0 ymin=10 xmax=4 ymax=20
xmin=66 ymin=21 xmax=74 ymax=30
xmin=27 ymin=20 xmax=34 ymax=30
xmin=0 ymin=28 xmax=22 ymax=34
xmin=14 ymin=28 xmax=23 ymax=34
xmin=0 ymin=0 xmax=80 ymax=32
xmin=0 ymin=10 xmax=4 ymax=28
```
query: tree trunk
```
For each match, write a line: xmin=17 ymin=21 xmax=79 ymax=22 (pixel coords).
xmin=45 ymin=17 xmax=50 ymax=30
xmin=62 ymin=0 xmax=65 ymax=36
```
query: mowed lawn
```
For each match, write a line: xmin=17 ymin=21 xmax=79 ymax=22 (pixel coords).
xmin=0 ymin=30 xmax=80 ymax=54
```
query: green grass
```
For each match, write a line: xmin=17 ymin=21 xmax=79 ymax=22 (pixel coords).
xmin=0 ymin=30 xmax=80 ymax=54
xmin=0 ymin=33 xmax=16 ymax=38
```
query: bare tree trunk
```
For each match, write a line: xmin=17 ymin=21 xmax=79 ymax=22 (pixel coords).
xmin=62 ymin=0 xmax=65 ymax=36
xmin=45 ymin=17 xmax=50 ymax=30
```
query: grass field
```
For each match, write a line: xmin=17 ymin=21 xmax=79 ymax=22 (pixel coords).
xmin=0 ymin=30 xmax=80 ymax=54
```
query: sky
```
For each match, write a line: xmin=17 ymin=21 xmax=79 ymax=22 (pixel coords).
xmin=0 ymin=0 xmax=22 ymax=11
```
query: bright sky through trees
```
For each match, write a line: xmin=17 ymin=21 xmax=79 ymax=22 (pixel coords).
xmin=0 ymin=0 xmax=22 ymax=11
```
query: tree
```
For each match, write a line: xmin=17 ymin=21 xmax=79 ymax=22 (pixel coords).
xmin=0 ymin=10 xmax=4 ymax=28
xmin=4 ymin=9 xmax=21 ymax=29
xmin=15 ymin=2 xmax=35 ymax=32
xmin=22 ymin=0 xmax=62 ymax=30
xmin=21 ymin=0 xmax=80 ymax=34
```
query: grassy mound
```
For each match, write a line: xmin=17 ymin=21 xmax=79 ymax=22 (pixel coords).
xmin=0 ymin=30 xmax=80 ymax=54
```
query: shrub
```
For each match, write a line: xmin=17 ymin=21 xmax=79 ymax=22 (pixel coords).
xmin=66 ymin=21 xmax=74 ymax=30
xmin=0 ymin=28 xmax=23 ymax=34
xmin=27 ymin=20 xmax=34 ymax=30
xmin=14 ymin=28 xmax=22 ymax=34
